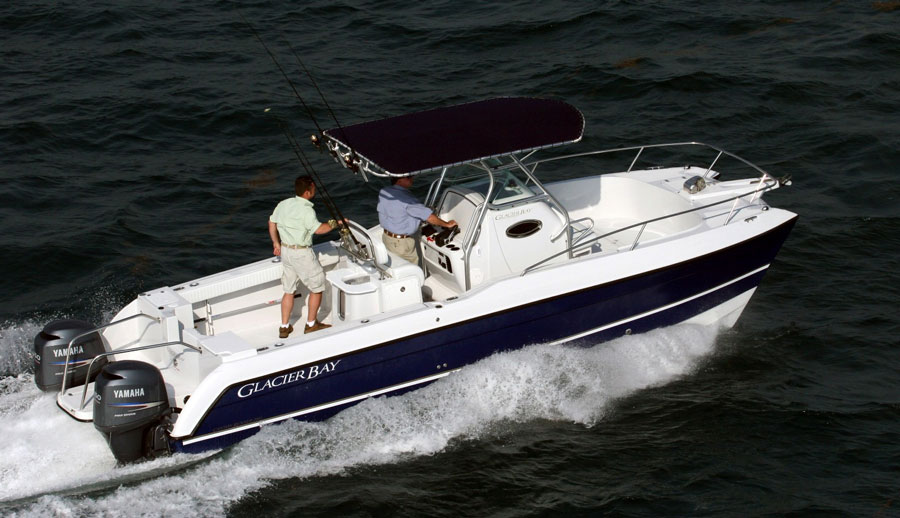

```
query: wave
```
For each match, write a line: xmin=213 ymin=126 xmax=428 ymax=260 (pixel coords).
xmin=0 ymin=323 xmax=718 ymax=516
xmin=0 ymin=319 xmax=44 ymax=377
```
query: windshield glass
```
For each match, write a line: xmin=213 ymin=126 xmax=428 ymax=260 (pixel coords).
xmin=458 ymin=169 xmax=541 ymax=205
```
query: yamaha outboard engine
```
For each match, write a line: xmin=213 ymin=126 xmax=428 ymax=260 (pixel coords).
xmin=33 ymin=319 xmax=108 ymax=391
xmin=93 ymin=360 xmax=172 ymax=463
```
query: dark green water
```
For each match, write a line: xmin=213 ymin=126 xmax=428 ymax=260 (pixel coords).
xmin=1 ymin=1 xmax=898 ymax=516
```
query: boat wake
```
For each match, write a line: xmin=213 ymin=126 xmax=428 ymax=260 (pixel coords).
xmin=0 ymin=319 xmax=719 ymax=517
xmin=0 ymin=318 xmax=45 ymax=377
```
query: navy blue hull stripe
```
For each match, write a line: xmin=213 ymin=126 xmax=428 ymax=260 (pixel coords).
xmin=181 ymin=369 xmax=460 ymax=446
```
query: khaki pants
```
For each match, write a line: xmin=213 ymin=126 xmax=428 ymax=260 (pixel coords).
xmin=382 ymin=233 xmax=419 ymax=265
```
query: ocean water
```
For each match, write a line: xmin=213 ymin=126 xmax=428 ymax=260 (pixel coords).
xmin=1 ymin=1 xmax=898 ymax=516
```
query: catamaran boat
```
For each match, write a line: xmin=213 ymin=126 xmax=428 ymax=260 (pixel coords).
xmin=33 ymin=98 xmax=796 ymax=462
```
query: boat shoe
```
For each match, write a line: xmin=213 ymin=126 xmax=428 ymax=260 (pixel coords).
xmin=304 ymin=320 xmax=332 ymax=334
xmin=278 ymin=325 xmax=293 ymax=339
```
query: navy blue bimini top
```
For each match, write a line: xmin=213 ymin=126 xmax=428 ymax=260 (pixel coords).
xmin=323 ymin=97 xmax=584 ymax=176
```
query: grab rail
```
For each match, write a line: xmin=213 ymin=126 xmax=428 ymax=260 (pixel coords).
xmin=341 ymin=220 xmax=392 ymax=279
xmin=520 ymin=142 xmax=773 ymax=180
xmin=570 ymin=216 xmax=596 ymax=247
xmin=511 ymin=155 xmax=573 ymax=251
xmin=521 ymin=178 xmax=779 ymax=275
xmin=76 ymin=340 xmax=202 ymax=410
xmin=59 ymin=313 xmax=160 ymax=395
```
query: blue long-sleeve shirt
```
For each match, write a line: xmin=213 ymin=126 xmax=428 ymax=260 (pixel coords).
xmin=377 ymin=184 xmax=433 ymax=235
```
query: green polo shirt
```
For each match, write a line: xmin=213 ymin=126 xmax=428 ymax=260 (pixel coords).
xmin=269 ymin=196 xmax=322 ymax=246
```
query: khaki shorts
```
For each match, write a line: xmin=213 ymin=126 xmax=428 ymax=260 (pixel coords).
xmin=281 ymin=247 xmax=325 ymax=293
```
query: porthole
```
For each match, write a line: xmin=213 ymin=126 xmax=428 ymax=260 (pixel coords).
xmin=506 ymin=219 xmax=542 ymax=238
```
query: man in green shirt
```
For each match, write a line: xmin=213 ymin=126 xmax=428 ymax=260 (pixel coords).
xmin=268 ymin=175 xmax=340 ymax=337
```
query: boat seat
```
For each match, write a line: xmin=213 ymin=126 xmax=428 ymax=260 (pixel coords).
xmin=345 ymin=220 xmax=392 ymax=268
xmin=360 ymin=226 xmax=426 ymax=289
xmin=327 ymin=224 xmax=425 ymax=321
xmin=365 ymin=229 xmax=391 ymax=268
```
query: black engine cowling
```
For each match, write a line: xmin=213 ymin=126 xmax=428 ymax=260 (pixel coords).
xmin=93 ymin=360 xmax=171 ymax=463
xmin=33 ymin=319 xmax=108 ymax=391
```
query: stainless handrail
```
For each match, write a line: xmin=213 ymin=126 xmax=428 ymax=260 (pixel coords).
xmin=205 ymin=300 xmax=214 ymax=336
xmin=522 ymin=178 xmax=779 ymax=275
xmin=627 ymin=147 xmax=645 ymax=172
xmin=341 ymin=220 xmax=392 ymax=279
xmin=463 ymin=162 xmax=496 ymax=290
xmin=59 ymin=313 xmax=160 ymax=395
xmin=424 ymin=167 xmax=449 ymax=207
xmin=76 ymin=340 xmax=202 ymax=410
xmin=704 ymin=150 xmax=724 ymax=178
xmin=570 ymin=216 xmax=595 ymax=247
xmin=630 ymin=223 xmax=647 ymax=251
xmin=518 ymin=142 xmax=774 ymax=180
xmin=511 ymin=155 xmax=572 ymax=251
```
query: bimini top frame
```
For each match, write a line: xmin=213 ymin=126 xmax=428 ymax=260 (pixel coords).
xmin=321 ymin=97 xmax=584 ymax=179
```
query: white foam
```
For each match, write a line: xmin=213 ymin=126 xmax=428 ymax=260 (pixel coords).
xmin=0 ymin=319 xmax=45 ymax=376
xmin=1 ymin=323 xmax=718 ymax=517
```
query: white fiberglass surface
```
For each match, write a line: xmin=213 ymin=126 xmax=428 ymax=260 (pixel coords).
xmin=549 ymin=175 xmax=702 ymax=238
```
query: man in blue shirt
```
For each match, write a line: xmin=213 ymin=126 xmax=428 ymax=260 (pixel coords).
xmin=378 ymin=176 xmax=456 ymax=265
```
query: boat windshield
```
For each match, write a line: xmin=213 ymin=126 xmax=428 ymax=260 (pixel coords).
xmin=458 ymin=169 xmax=541 ymax=206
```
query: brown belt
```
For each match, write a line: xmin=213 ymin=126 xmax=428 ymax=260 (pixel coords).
xmin=383 ymin=230 xmax=411 ymax=239
xmin=281 ymin=243 xmax=310 ymax=249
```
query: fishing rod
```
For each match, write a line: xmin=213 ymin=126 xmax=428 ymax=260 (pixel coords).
xmin=266 ymin=108 xmax=350 ymax=227
xmin=266 ymin=111 xmax=325 ymax=198
xmin=265 ymin=40 xmax=355 ymax=224
xmin=241 ymin=16 xmax=367 ymax=256
xmin=283 ymin=39 xmax=357 ymax=167
xmin=264 ymin=107 xmax=367 ymax=258
xmin=241 ymin=19 xmax=349 ymax=209
xmin=241 ymin=14 xmax=325 ymax=137
xmin=274 ymin=110 xmax=388 ymax=274
xmin=279 ymin=113 xmax=372 ymax=261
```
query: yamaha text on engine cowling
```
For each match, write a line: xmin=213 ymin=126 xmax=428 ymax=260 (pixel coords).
xmin=93 ymin=360 xmax=172 ymax=463
xmin=33 ymin=319 xmax=108 ymax=391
